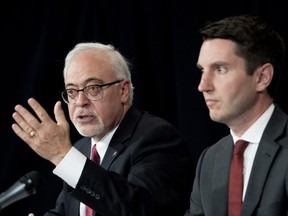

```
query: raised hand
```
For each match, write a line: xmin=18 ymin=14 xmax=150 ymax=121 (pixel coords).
xmin=12 ymin=98 xmax=72 ymax=165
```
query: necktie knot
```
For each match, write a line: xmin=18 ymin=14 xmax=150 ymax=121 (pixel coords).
xmin=233 ymin=140 xmax=249 ymax=155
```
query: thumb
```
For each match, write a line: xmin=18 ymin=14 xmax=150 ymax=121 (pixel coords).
xmin=54 ymin=101 xmax=69 ymax=129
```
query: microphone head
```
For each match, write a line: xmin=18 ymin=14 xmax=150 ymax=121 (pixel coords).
xmin=19 ymin=171 xmax=43 ymax=195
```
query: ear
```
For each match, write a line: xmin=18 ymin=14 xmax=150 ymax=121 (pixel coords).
xmin=255 ymin=63 xmax=273 ymax=92
xmin=120 ymin=80 xmax=130 ymax=103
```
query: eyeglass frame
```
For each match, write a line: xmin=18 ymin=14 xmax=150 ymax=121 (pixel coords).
xmin=61 ymin=79 xmax=123 ymax=104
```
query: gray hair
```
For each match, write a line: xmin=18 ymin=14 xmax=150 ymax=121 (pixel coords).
xmin=64 ymin=42 xmax=134 ymax=102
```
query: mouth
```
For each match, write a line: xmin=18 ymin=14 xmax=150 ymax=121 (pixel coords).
xmin=76 ymin=114 xmax=95 ymax=123
xmin=205 ymin=98 xmax=218 ymax=107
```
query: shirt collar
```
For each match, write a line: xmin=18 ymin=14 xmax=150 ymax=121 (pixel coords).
xmin=231 ymin=103 xmax=274 ymax=144
xmin=90 ymin=125 xmax=119 ymax=162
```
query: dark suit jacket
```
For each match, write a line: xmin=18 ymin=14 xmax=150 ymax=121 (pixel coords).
xmin=44 ymin=106 xmax=194 ymax=216
xmin=185 ymin=104 xmax=288 ymax=216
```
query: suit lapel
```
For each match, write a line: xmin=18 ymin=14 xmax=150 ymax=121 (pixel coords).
xmin=241 ymin=105 xmax=286 ymax=215
xmin=101 ymin=143 xmax=126 ymax=169
xmin=101 ymin=106 xmax=143 ymax=169
xmin=211 ymin=138 xmax=234 ymax=215
xmin=242 ymin=140 xmax=279 ymax=215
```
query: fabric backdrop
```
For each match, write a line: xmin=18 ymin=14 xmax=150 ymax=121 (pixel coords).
xmin=1 ymin=0 xmax=287 ymax=215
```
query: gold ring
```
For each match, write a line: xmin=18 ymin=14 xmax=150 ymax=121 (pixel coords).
xmin=29 ymin=130 xmax=36 ymax=137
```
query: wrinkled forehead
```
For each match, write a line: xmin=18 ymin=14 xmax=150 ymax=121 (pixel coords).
xmin=64 ymin=51 xmax=115 ymax=84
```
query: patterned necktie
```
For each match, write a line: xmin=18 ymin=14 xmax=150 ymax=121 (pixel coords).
xmin=86 ymin=144 xmax=100 ymax=216
xmin=91 ymin=144 xmax=100 ymax=164
xmin=228 ymin=140 xmax=249 ymax=216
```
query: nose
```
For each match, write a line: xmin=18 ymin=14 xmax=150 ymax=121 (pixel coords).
xmin=198 ymin=72 xmax=213 ymax=92
xmin=75 ymin=91 xmax=90 ymax=106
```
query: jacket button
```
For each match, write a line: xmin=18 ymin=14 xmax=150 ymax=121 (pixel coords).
xmin=95 ymin=194 xmax=101 ymax=200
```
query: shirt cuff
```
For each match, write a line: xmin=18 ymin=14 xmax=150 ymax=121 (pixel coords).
xmin=53 ymin=146 xmax=87 ymax=188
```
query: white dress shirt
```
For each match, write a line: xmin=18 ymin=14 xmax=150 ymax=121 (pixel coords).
xmin=230 ymin=103 xmax=274 ymax=201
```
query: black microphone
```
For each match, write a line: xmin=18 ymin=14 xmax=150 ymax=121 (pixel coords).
xmin=0 ymin=170 xmax=43 ymax=211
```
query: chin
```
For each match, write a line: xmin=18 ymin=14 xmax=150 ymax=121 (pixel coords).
xmin=209 ymin=113 xmax=222 ymax=123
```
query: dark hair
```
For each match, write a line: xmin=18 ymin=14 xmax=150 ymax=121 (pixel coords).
xmin=200 ymin=15 xmax=285 ymax=98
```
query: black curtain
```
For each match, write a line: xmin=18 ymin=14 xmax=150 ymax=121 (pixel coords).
xmin=1 ymin=0 xmax=287 ymax=215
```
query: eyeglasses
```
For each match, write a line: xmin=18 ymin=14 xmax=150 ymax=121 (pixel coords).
xmin=61 ymin=79 xmax=123 ymax=104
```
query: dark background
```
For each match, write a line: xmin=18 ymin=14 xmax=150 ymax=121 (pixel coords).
xmin=1 ymin=0 xmax=287 ymax=215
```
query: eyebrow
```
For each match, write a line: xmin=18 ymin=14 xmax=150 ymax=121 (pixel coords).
xmin=65 ymin=77 xmax=103 ymax=88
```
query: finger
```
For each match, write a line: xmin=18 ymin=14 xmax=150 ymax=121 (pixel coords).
xmin=14 ymin=103 xmax=41 ymax=127
xmin=54 ymin=101 xmax=69 ymax=128
xmin=27 ymin=98 xmax=53 ymax=125
xmin=12 ymin=107 xmax=38 ymax=136
xmin=11 ymin=119 xmax=34 ymax=143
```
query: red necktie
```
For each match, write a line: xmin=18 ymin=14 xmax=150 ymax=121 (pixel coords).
xmin=86 ymin=144 xmax=100 ymax=216
xmin=91 ymin=144 xmax=100 ymax=164
xmin=228 ymin=140 xmax=249 ymax=216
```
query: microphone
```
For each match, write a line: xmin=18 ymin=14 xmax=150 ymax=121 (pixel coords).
xmin=0 ymin=170 xmax=43 ymax=211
